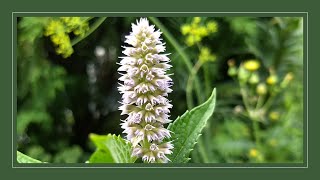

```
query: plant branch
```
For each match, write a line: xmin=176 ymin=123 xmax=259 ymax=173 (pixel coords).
xmin=71 ymin=17 xmax=107 ymax=46
xmin=186 ymin=60 xmax=204 ymax=109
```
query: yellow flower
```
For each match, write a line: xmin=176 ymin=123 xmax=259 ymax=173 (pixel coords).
xmin=206 ymin=21 xmax=218 ymax=33
xmin=243 ymin=60 xmax=260 ymax=71
xmin=269 ymin=111 xmax=280 ymax=121
xmin=249 ymin=148 xmax=259 ymax=158
xmin=194 ymin=34 xmax=201 ymax=42
xmin=181 ymin=25 xmax=191 ymax=35
xmin=181 ymin=18 xmax=218 ymax=47
xmin=60 ymin=17 xmax=89 ymax=36
xmin=199 ymin=47 xmax=216 ymax=63
xmin=44 ymin=17 xmax=90 ymax=58
xmin=267 ymin=75 xmax=278 ymax=85
xmin=186 ymin=35 xmax=196 ymax=46
xmin=192 ymin=17 xmax=201 ymax=24
xmin=44 ymin=20 xmax=64 ymax=36
xmin=197 ymin=27 xmax=208 ymax=36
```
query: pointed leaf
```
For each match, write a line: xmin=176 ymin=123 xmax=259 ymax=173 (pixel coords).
xmin=168 ymin=88 xmax=216 ymax=163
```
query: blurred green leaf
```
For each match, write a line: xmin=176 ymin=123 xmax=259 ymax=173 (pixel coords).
xmin=168 ymin=88 xmax=216 ymax=163
xmin=17 ymin=110 xmax=51 ymax=134
xmin=17 ymin=151 xmax=43 ymax=163
xmin=53 ymin=146 xmax=83 ymax=163
xmin=25 ymin=145 xmax=52 ymax=162
xmin=18 ymin=17 xmax=49 ymax=43
xmin=89 ymin=134 xmax=136 ymax=163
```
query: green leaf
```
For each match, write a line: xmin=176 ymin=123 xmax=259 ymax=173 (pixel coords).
xmin=89 ymin=149 xmax=114 ymax=163
xmin=168 ymin=88 xmax=216 ymax=163
xmin=89 ymin=134 xmax=137 ymax=163
xmin=17 ymin=151 xmax=43 ymax=163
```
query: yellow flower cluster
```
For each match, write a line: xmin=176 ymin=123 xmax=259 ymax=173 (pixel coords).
xmin=181 ymin=17 xmax=218 ymax=46
xmin=60 ymin=17 xmax=89 ymax=37
xmin=269 ymin=111 xmax=280 ymax=121
xmin=198 ymin=47 xmax=216 ymax=63
xmin=243 ymin=59 xmax=260 ymax=71
xmin=248 ymin=148 xmax=264 ymax=161
xmin=266 ymin=75 xmax=278 ymax=85
xmin=44 ymin=17 xmax=89 ymax=58
xmin=249 ymin=148 xmax=259 ymax=158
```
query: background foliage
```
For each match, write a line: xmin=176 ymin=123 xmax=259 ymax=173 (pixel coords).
xmin=17 ymin=17 xmax=303 ymax=163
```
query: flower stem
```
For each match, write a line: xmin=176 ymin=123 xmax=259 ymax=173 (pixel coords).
xmin=186 ymin=60 xmax=204 ymax=109
xmin=255 ymin=95 xmax=265 ymax=109
xmin=238 ymin=81 xmax=262 ymax=149
xmin=71 ymin=17 xmax=107 ymax=46
xmin=185 ymin=60 xmax=211 ymax=162
xmin=252 ymin=119 xmax=261 ymax=148
xmin=262 ymin=93 xmax=276 ymax=111
xmin=149 ymin=17 xmax=203 ymax=103
xmin=203 ymin=65 xmax=211 ymax=97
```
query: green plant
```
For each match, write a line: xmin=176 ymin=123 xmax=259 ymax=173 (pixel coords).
xmin=16 ymin=16 xmax=303 ymax=164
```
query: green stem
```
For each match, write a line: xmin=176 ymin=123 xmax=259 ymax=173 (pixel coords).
xmin=262 ymin=93 xmax=276 ymax=111
xmin=186 ymin=60 xmax=204 ymax=109
xmin=196 ymin=43 xmax=211 ymax=97
xmin=238 ymin=81 xmax=262 ymax=150
xmin=239 ymin=82 xmax=252 ymax=113
xmin=141 ymin=137 xmax=151 ymax=163
xmin=71 ymin=17 xmax=107 ymax=46
xmin=195 ymin=43 xmax=213 ymax=161
xmin=255 ymin=95 xmax=265 ymax=109
xmin=252 ymin=119 xmax=261 ymax=148
xmin=148 ymin=17 xmax=203 ymax=103
xmin=185 ymin=60 xmax=211 ymax=162
xmin=203 ymin=65 xmax=211 ymax=97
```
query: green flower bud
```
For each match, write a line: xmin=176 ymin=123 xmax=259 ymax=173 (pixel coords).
xmin=249 ymin=73 xmax=260 ymax=84
xmin=256 ymin=83 xmax=267 ymax=95
xmin=238 ymin=66 xmax=250 ymax=83
xmin=228 ymin=66 xmax=237 ymax=77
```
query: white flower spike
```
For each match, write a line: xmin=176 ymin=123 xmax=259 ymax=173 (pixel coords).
xmin=118 ymin=18 xmax=173 ymax=163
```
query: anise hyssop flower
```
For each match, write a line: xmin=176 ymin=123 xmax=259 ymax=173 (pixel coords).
xmin=118 ymin=18 xmax=173 ymax=163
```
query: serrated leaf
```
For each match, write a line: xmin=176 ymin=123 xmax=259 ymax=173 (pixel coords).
xmin=89 ymin=134 xmax=137 ymax=163
xmin=17 ymin=151 xmax=43 ymax=163
xmin=168 ymin=88 xmax=216 ymax=163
